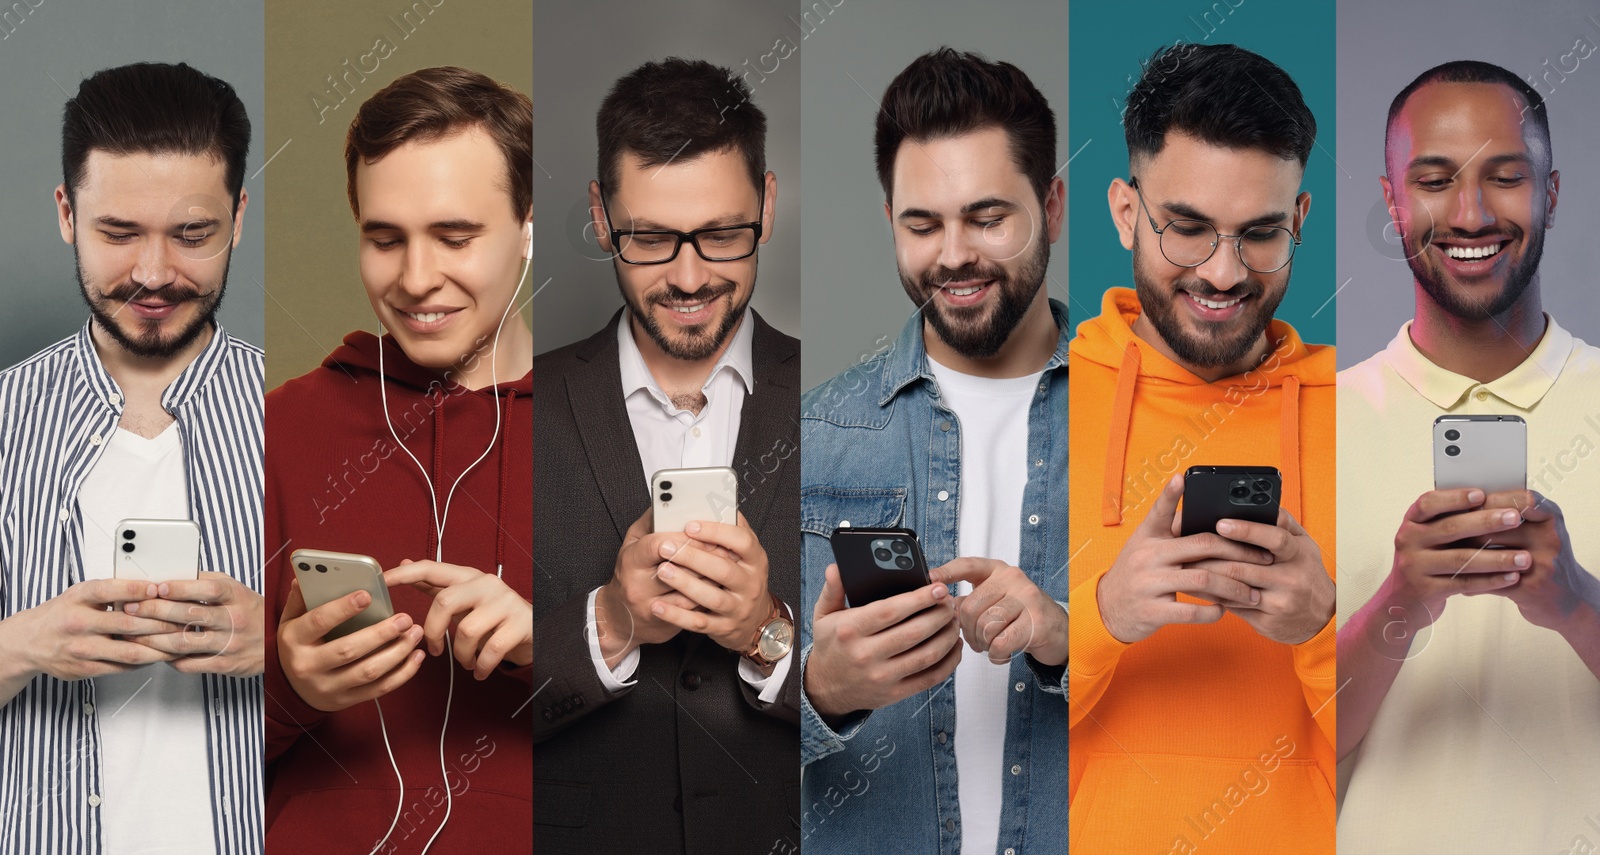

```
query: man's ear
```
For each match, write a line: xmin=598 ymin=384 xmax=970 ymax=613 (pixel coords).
xmin=587 ymin=179 xmax=613 ymax=254
xmin=55 ymin=184 xmax=75 ymax=245
xmin=1108 ymin=178 xmax=1136 ymax=251
xmin=758 ymin=171 xmax=777 ymax=245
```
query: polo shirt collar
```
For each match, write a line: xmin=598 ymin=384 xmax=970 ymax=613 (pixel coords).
xmin=1384 ymin=313 xmax=1573 ymax=410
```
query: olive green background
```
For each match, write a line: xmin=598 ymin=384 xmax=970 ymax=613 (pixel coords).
xmin=265 ymin=0 xmax=532 ymax=391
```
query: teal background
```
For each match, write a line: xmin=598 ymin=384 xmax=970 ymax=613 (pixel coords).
xmin=1067 ymin=0 xmax=1337 ymax=345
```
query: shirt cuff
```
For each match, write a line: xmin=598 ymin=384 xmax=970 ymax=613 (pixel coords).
xmin=736 ymin=600 xmax=795 ymax=703
xmin=586 ymin=587 xmax=639 ymax=690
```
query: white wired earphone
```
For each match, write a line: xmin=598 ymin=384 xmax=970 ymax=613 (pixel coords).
xmin=367 ymin=222 xmax=532 ymax=855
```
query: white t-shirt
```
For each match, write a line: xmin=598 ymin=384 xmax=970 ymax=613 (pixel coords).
xmin=928 ymin=357 xmax=1043 ymax=855
xmin=80 ymin=424 xmax=216 ymax=855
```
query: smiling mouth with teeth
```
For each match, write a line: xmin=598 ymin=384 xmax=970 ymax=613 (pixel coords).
xmin=1188 ymin=293 xmax=1243 ymax=310
xmin=404 ymin=310 xmax=451 ymax=323
xmin=1441 ymin=243 xmax=1505 ymax=261
xmin=666 ymin=303 xmax=706 ymax=314
xmin=942 ymin=283 xmax=986 ymax=297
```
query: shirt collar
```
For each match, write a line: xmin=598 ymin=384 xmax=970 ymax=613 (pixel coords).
xmin=71 ymin=320 xmax=232 ymax=414
xmin=878 ymin=298 xmax=1070 ymax=407
xmin=1383 ymin=313 xmax=1573 ymax=410
xmin=616 ymin=305 xmax=756 ymax=405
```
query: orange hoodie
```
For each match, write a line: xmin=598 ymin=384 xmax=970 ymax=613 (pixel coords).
xmin=1068 ymin=288 xmax=1337 ymax=854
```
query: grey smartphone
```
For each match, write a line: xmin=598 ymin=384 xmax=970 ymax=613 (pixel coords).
xmin=651 ymin=466 xmax=738 ymax=533
xmin=1434 ymin=415 xmax=1526 ymax=493
xmin=829 ymin=527 xmax=932 ymax=607
xmin=1180 ymin=466 xmax=1282 ymax=538
xmin=113 ymin=519 xmax=201 ymax=583
xmin=289 ymin=549 xmax=395 ymax=640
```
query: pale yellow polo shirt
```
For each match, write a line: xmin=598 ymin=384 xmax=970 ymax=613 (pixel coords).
xmin=1336 ymin=315 xmax=1600 ymax=853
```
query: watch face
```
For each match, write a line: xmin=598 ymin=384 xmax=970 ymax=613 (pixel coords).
xmin=758 ymin=619 xmax=794 ymax=659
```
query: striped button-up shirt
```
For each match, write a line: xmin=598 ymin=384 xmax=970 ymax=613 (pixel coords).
xmin=0 ymin=322 xmax=264 ymax=854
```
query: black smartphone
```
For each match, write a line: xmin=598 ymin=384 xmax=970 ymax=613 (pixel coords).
xmin=829 ymin=527 xmax=932 ymax=607
xmin=1180 ymin=466 xmax=1282 ymax=538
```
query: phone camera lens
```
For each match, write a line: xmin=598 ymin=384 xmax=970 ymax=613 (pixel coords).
xmin=890 ymin=540 xmax=909 ymax=554
xmin=297 ymin=562 xmax=309 ymax=571
xmin=1251 ymin=493 xmax=1270 ymax=505
xmin=659 ymin=480 xmax=672 ymax=490
xmin=895 ymin=555 xmax=914 ymax=570
xmin=122 ymin=529 xmax=135 ymax=540
xmin=1255 ymin=480 xmax=1270 ymax=491
xmin=1445 ymin=445 xmax=1461 ymax=457
xmin=315 ymin=564 xmax=327 ymax=573
xmin=1230 ymin=486 xmax=1249 ymax=498
xmin=660 ymin=492 xmax=673 ymax=503
xmin=874 ymin=548 xmax=893 ymax=561
xmin=121 ymin=542 xmax=135 ymax=553
xmin=1445 ymin=429 xmax=1460 ymax=441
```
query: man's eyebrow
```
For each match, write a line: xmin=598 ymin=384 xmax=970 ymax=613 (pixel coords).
xmin=1159 ymin=199 xmax=1288 ymax=229
xmin=897 ymin=198 xmax=1021 ymax=221
xmin=94 ymin=216 xmax=141 ymax=230
xmin=360 ymin=219 xmax=489 ymax=233
xmin=624 ymin=212 xmax=754 ymax=231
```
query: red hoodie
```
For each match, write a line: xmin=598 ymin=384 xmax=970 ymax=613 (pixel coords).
xmin=263 ymin=331 xmax=531 ymax=853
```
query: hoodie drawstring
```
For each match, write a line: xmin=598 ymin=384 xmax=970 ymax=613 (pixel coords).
xmin=1102 ymin=342 xmax=1142 ymax=526
xmin=1279 ymin=375 xmax=1301 ymax=520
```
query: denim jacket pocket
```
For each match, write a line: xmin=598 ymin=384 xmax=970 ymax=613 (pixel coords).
xmin=801 ymin=486 xmax=907 ymax=537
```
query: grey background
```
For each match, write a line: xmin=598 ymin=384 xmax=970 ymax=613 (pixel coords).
xmin=0 ymin=0 xmax=266 ymax=368
xmin=800 ymin=0 xmax=1068 ymax=391
xmin=1337 ymin=0 xmax=1600 ymax=368
xmin=532 ymin=0 xmax=801 ymax=354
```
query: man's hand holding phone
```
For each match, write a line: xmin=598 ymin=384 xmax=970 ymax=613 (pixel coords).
xmin=648 ymin=512 xmax=773 ymax=657
xmin=934 ymin=558 xmax=1067 ymax=666
xmin=277 ymin=579 xmax=426 ymax=713
xmin=0 ymin=580 xmax=186 ymax=684
xmin=804 ymin=563 xmax=961 ymax=724
xmin=124 ymin=572 xmax=265 ymax=677
xmin=1198 ymin=510 xmax=1335 ymax=645
xmin=594 ymin=508 xmax=706 ymax=670
xmin=384 ymin=559 xmax=533 ymax=680
xmin=1467 ymin=490 xmax=1600 ymax=632
xmin=1098 ymin=474 xmax=1272 ymax=643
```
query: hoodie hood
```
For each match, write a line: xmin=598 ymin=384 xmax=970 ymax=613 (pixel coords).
xmin=1072 ymin=287 xmax=1336 ymax=526
xmin=319 ymin=329 xmax=530 ymax=565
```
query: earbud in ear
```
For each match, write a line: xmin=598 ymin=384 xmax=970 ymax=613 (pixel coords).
xmin=523 ymin=222 xmax=533 ymax=260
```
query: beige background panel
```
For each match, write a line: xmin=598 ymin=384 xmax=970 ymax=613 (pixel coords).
xmin=265 ymin=0 xmax=532 ymax=390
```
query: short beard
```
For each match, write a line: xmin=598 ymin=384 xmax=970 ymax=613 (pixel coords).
xmin=900 ymin=233 xmax=1049 ymax=360
xmin=616 ymin=262 xmax=752 ymax=362
xmin=1405 ymin=223 xmax=1543 ymax=321
xmin=1131 ymin=230 xmax=1284 ymax=370
xmin=76 ymin=245 xmax=226 ymax=359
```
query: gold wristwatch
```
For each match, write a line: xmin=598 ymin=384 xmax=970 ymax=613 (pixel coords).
xmin=743 ymin=592 xmax=794 ymax=669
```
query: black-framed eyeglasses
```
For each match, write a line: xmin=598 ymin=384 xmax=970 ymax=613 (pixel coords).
xmin=1128 ymin=177 xmax=1301 ymax=274
xmin=598 ymin=185 xmax=764 ymax=265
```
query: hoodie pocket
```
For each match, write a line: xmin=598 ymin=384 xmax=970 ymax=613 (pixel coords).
xmin=1071 ymin=751 xmax=1334 ymax=854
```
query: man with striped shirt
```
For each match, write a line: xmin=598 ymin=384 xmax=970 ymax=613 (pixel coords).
xmin=0 ymin=63 xmax=264 ymax=854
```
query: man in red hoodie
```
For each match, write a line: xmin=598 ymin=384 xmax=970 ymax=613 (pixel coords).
xmin=262 ymin=67 xmax=533 ymax=853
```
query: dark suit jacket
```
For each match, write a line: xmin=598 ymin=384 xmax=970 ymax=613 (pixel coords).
xmin=533 ymin=309 xmax=801 ymax=855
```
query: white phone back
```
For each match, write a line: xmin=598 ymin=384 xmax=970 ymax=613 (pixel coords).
xmin=651 ymin=467 xmax=739 ymax=533
xmin=289 ymin=549 xmax=395 ymax=639
xmin=113 ymin=519 xmax=200 ymax=583
xmin=1434 ymin=415 xmax=1527 ymax=493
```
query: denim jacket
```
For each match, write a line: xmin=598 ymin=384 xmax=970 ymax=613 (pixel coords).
xmin=799 ymin=299 xmax=1070 ymax=854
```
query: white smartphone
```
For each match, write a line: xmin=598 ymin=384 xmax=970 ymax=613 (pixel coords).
xmin=651 ymin=466 xmax=738 ymax=533
xmin=289 ymin=549 xmax=395 ymax=640
xmin=1434 ymin=415 xmax=1527 ymax=493
xmin=113 ymin=519 xmax=201 ymax=583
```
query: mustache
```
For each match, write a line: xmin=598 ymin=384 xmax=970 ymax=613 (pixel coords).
xmin=921 ymin=263 xmax=1007 ymax=289
xmin=1428 ymin=225 xmax=1521 ymax=245
xmin=99 ymin=282 xmax=208 ymax=304
xmin=650 ymin=281 xmax=736 ymax=306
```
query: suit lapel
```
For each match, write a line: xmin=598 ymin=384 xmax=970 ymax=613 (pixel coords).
xmin=731 ymin=312 xmax=800 ymax=533
xmin=565 ymin=312 xmax=649 ymax=542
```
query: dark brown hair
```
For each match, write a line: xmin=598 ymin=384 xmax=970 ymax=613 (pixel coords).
xmin=595 ymin=57 xmax=767 ymax=195
xmin=345 ymin=66 xmax=532 ymax=220
xmin=62 ymin=62 xmax=251 ymax=210
xmin=875 ymin=48 xmax=1056 ymax=204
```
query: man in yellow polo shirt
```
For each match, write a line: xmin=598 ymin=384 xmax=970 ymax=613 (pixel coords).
xmin=1336 ymin=60 xmax=1600 ymax=854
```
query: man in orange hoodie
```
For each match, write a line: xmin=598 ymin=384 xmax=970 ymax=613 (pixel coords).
xmin=1068 ymin=43 xmax=1338 ymax=853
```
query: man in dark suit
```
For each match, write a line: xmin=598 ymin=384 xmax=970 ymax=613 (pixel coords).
xmin=532 ymin=58 xmax=800 ymax=854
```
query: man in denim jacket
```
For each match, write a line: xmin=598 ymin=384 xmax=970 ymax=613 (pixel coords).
xmin=799 ymin=49 xmax=1070 ymax=854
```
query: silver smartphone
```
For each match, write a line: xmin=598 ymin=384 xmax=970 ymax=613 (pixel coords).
xmin=651 ymin=466 xmax=738 ymax=533
xmin=289 ymin=549 xmax=395 ymax=640
xmin=1434 ymin=415 xmax=1527 ymax=493
xmin=113 ymin=519 xmax=201 ymax=583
